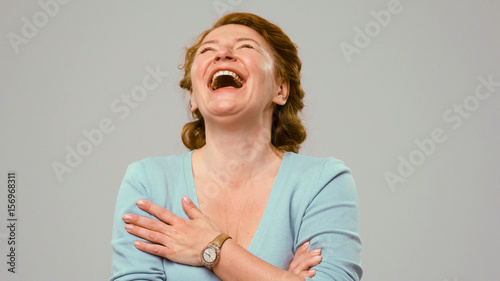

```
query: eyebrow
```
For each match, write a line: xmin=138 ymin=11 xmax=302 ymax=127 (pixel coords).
xmin=199 ymin=37 xmax=262 ymax=47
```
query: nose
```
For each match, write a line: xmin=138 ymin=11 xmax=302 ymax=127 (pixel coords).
xmin=214 ymin=47 xmax=235 ymax=62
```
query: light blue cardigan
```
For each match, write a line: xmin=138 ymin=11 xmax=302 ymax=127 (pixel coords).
xmin=110 ymin=151 xmax=362 ymax=280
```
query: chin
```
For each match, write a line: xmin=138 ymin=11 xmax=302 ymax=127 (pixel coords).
xmin=207 ymin=102 xmax=242 ymax=116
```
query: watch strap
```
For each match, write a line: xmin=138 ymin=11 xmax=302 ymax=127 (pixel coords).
xmin=210 ymin=233 xmax=231 ymax=248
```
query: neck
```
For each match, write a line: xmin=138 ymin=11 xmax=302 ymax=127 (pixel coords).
xmin=195 ymin=120 xmax=283 ymax=188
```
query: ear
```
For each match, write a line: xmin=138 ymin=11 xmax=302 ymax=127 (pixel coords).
xmin=189 ymin=90 xmax=198 ymax=112
xmin=272 ymin=78 xmax=289 ymax=106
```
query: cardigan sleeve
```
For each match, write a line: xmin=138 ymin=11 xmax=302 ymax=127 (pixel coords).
xmin=109 ymin=161 xmax=166 ymax=281
xmin=300 ymin=159 xmax=363 ymax=281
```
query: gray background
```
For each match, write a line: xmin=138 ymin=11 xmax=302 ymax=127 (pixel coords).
xmin=1 ymin=1 xmax=499 ymax=280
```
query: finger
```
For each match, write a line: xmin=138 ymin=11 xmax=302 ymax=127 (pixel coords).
xmin=124 ymin=223 xmax=170 ymax=246
xmin=133 ymin=240 xmax=173 ymax=258
xmin=295 ymin=241 xmax=310 ymax=257
xmin=290 ymin=248 xmax=322 ymax=274
xmin=298 ymin=269 xmax=316 ymax=279
xmin=137 ymin=199 xmax=180 ymax=225
xmin=289 ymin=242 xmax=310 ymax=272
xmin=302 ymin=250 xmax=322 ymax=269
xmin=182 ymin=196 xmax=203 ymax=220
xmin=122 ymin=213 xmax=169 ymax=233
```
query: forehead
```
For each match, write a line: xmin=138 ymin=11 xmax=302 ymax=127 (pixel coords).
xmin=202 ymin=24 xmax=269 ymax=47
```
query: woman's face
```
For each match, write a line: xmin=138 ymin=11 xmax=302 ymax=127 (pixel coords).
xmin=189 ymin=24 xmax=288 ymax=123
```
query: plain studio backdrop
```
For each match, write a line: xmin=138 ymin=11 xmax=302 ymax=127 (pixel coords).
xmin=1 ymin=1 xmax=499 ymax=280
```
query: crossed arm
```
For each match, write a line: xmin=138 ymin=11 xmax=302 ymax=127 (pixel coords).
xmin=110 ymin=158 xmax=362 ymax=281
xmin=122 ymin=196 xmax=321 ymax=281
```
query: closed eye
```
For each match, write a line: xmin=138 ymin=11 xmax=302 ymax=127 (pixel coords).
xmin=239 ymin=44 xmax=254 ymax=49
xmin=199 ymin=47 xmax=215 ymax=54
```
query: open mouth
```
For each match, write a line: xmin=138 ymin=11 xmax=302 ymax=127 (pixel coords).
xmin=210 ymin=70 xmax=245 ymax=90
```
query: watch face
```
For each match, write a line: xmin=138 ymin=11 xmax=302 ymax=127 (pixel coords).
xmin=203 ymin=247 xmax=217 ymax=263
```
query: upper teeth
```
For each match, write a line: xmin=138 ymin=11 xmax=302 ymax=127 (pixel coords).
xmin=211 ymin=70 xmax=243 ymax=85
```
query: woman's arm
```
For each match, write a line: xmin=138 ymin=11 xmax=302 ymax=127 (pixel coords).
xmin=124 ymin=197 xmax=313 ymax=281
xmin=214 ymin=238 xmax=322 ymax=281
xmin=109 ymin=162 xmax=166 ymax=281
xmin=296 ymin=159 xmax=363 ymax=280
xmin=120 ymin=158 xmax=362 ymax=280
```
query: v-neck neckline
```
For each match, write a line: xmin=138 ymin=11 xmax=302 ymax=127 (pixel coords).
xmin=182 ymin=150 xmax=290 ymax=252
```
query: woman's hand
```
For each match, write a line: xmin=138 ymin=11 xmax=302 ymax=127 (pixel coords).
xmin=122 ymin=196 xmax=221 ymax=266
xmin=288 ymin=242 xmax=322 ymax=279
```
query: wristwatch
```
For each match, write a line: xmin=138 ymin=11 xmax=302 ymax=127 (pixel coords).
xmin=201 ymin=233 xmax=232 ymax=270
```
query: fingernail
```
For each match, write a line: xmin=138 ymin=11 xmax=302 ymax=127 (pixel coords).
xmin=137 ymin=199 xmax=145 ymax=206
xmin=312 ymin=249 xmax=321 ymax=255
xmin=133 ymin=241 xmax=140 ymax=247
xmin=183 ymin=196 xmax=191 ymax=203
xmin=313 ymin=255 xmax=322 ymax=261
xmin=303 ymin=241 xmax=310 ymax=247
xmin=309 ymin=269 xmax=317 ymax=276
xmin=122 ymin=214 xmax=132 ymax=221
xmin=124 ymin=224 xmax=133 ymax=231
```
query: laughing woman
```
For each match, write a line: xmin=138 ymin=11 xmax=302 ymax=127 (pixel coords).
xmin=110 ymin=12 xmax=362 ymax=281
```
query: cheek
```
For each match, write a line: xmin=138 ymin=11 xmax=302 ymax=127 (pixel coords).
xmin=255 ymin=52 xmax=279 ymax=88
xmin=190 ymin=62 xmax=201 ymax=84
xmin=190 ymin=57 xmax=208 ymax=86
xmin=243 ymin=55 xmax=275 ymax=85
xmin=260 ymin=52 xmax=276 ymax=75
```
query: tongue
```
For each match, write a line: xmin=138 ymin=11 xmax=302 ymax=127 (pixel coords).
xmin=212 ymin=75 xmax=242 ymax=90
